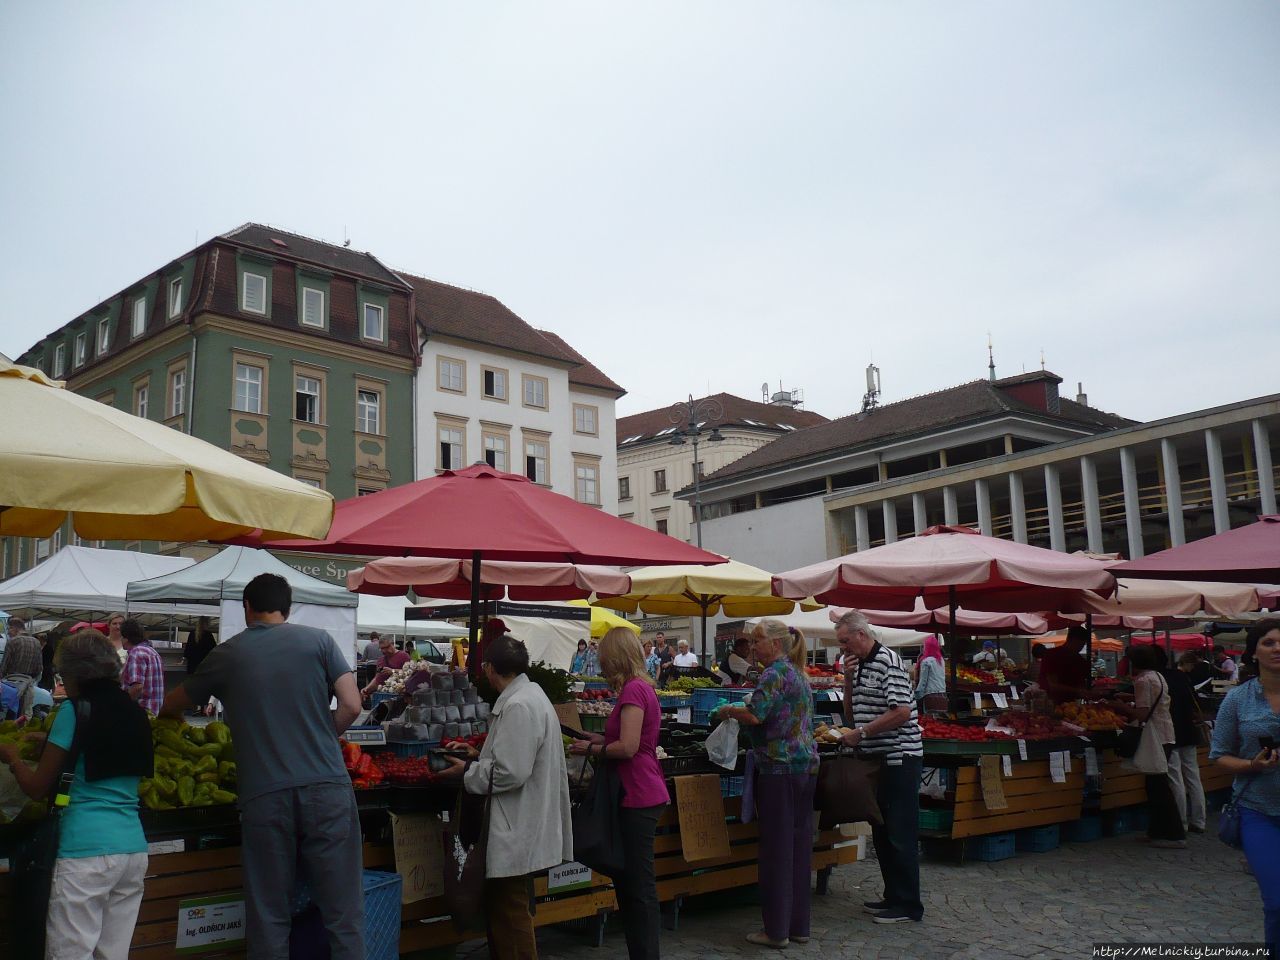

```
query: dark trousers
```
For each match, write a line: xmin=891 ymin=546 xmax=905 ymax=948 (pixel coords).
xmin=870 ymin=755 xmax=923 ymax=920
xmin=755 ymin=772 xmax=817 ymax=942
xmin=613 ymin=804 xmax=664 ymax=960
xmin=240 ymin=782 xmax=364 ymax=960
xmin=1146 ymin=745 xmax=1187 ymax=842
xmin=485 ymin=875 xmax=536 ymax=960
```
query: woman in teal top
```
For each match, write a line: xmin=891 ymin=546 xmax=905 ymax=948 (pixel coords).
xmin=0 ymin=628 xmax=154 ymax=959
xmin=716 ymin=619 xmax=819 ymax=948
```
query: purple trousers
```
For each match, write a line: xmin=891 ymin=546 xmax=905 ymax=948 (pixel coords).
xmin=754 ymin=772 xmax=817 ymax=942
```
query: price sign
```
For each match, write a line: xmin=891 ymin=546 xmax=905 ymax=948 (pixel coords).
xmin=554 ymin=701 xmax=584 ymax=733
xmin=1049 ymin=751 xmax=1067 ymax=784
xmin=991 ymin=693 xmax=1008 ymax=709
xmin=675 ymin=775 xmax=731 ymax=862
xmin=1061 ymin=751 xmax=1072 ymax=774
xmin=1002 ymin=755 xmax=1013 ymax=777
xmin=548 ymin=862 xmax=593 ymax=893
xmin=391 ymin=812 xmax=445 ymax=903
xmin=1085 ymin=747 xmax=1100 ymax=777
xmin=676 ymin=707 xmax=692 ymax=724
xmin=1017 ymin=739 xmax=1028 ymax=761
xmin=972 ymin=692 xmax=983 ymax=711
xmin=176 ymin=893 xmax=245 ymax=953
xmin=1010 ymin=685 xmax=1020 ymax=701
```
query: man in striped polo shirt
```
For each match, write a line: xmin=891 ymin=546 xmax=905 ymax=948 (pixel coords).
xmin=836 ymin=609 xmax=925 ymax=924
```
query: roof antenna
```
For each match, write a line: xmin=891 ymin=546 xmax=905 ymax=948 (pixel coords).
xmin=987 ymin=332 xmax=996 ymax=381
xmin=1040 ymin=348 xmax=1046 ymax=371
xmin=343 ymin=225 xmax=351 ymax=248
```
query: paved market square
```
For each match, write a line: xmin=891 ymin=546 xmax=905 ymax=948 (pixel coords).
xmin=466 ymin=816 xmax=1261 ymax=960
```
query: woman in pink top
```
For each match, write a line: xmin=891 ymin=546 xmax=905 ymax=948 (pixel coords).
xmin=571 ymin=627 xmax=668 ymax=960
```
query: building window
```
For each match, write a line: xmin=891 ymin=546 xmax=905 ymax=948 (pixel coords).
xmin=357 ymin=389 xmax=381 ymax=434
xmin=97 ymin=317 xmax=111 ymax=355
xmin=573 ymin=404 xmax=598 ymax=436
xmin=242 ymin=272 xmax=267 ymax=314
xmin=357 ymin=486 xmax=381 ymax=496
xmin=575 ymin=462 xmax=600 ymax=505
xmin=362 ymin=303 xmax=384 ymax=341
xmin=134 ymin=383 xmax=149 ymax=419
xmin=525 ymin=439 xmax=548 ymax=484
xmin=438 ymin=357 xmax=464 ymax=393
xmin=656 ymin=518 xmax=669 ymax=535
xmin=234 ymin=363 xmax=263 ymax=413
xmin=296 ymin=476 xmax=323 ymax=489
xmin=483 ymin=434 xmax=508 ymax=471
xmin=132 ymin=297 xmax=147 ymax=338
xmin=169 ymin=368 xmax=186 ymax=418
xmin=53 ymin=344 xmax=66 ymax=377
xmin=74 ymin=332 xmax=87 ymax=368
xmin=654 ymin=469 xmax=667 ymax=493
xmin=482 ymin=367 xmax=508 ymax=401
xmin=522 ymin=375 xmax=548 ymax=409
xmin=168 ymin=277 xmax=184 ymax=319
xmin=439 ymin=425 xmax=464 ymax=469
xmin=301 ymin=288 xmax=325 ymax=327
xmin=295 ymin=374 xmax=320 ymax=424
xmin=619 ymin=477 xmax=631 ymax=500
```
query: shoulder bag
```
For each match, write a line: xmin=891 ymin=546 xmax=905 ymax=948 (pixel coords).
xmin=1116 ymin=676 xmax=1163 ymax=759
xmin=1219 ymin=777 xmax=1255 ymax=849
xmin=442 ymin=764 xmax=494 ymax=932
xmin=569 ymin=745 xmax=625 ymax=877
xmin=11 ymin=700 xmax=91 ymax=960
xmin=814 ymin=748 xmax=882 ymax=829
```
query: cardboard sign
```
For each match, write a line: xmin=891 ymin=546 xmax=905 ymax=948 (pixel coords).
xmin=675 ymin=774 xmax=731 ymax=862
xmin=391 ymin=812 xmax=445 ymax=903
xmin=979 ymin=755 xmax=1008 ymax=810
xmin=176 ymin=893 xmax=245 ymax=953
xmin=548 ymin=861 xmax=593 ymax=892
xmin=554 ymin=701 xmax=584 ymax=733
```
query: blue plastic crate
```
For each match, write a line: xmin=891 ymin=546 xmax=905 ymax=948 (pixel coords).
xmin=1015 ymin=824 xmax=1060 ymax=853
xmin=720 ymin=776 xmax=744 ymax=798
xmin=371 ymin=691 xmax=400 ymax=707
xmin=385 ymin=739 xmax=437 ymax=758
xmin=363 ymin=870 xmax=402 ymax=960
xmin=692 ymin=687 xmax=753 ymax=725
xmin=1105 ymin=806 xmax=1148 ymax=836
xmin=965 ymin=832 xmax=1016 ymax=862
xmin=581 ymin=680 xmax=610 ymax=690
xmin=657 ymin=696 xmax=694 ymax=710
xmin=1064 ymin=815 xmax=1103 ymax=842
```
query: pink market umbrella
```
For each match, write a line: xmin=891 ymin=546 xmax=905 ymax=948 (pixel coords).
xmin=843 ymin=599 xmax=1055 ymax=636
xmin=1110 ymin=515 xmax=1280 ymax=583
xmin=1066 ymin=578 xmax=1262 ymax=619
xmin=347 ymin=556 xmax=630 ymax=602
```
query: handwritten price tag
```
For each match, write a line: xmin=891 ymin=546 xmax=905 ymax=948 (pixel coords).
xmin=991 ymin=693 xmax=1008 ymax=709
xmin=1002 ymin=755 xmax=1013 ymax=777
xmin=1017 ymin=739 xmax=1028 ymax=761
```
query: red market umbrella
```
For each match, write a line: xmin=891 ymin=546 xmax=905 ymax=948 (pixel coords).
xmin=346 ymin=556 xmax=631 ymax=602
xmin=1065 ymin=577 xmax=1261 ymax=618
xmin=1110 ymin=515 xmax=1280 ymax=583
xmin=836 ymin=602 xmax=1152 ymax=638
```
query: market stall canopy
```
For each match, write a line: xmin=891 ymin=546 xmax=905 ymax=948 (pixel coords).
xmin=232 ymin=464 xmax=727 ymax=565
xmin=0 ymin=545 xmax=205 ymax=618
xmin=1066 ymin=578 xmax=1261 ymax=618
xmin=0 ymin=355 xmax=334 ymax=542
xmin=356 ymin=595 xmax=471 ymax=640
xmin=844 ymin=599 xmax=1054 ymax=636
xmin=773 ymin=525 xmax=1116 ymax=612
xmin=565 ymin=599 xmax=640 ymax=638
xmin=595 ymin=559 xmax=818 ymax=618
xmin=1109 ymin=515 xmax=1280 ymax=583
xmin=346 ymin=556 xmax=631 ymax=601
xmin=127 ymin=546 xmax=358 ymax=608
xmin=1032 ymin=632 xmax=1124 ymax=653
xmin=1127 ymin=632 xmax=1212 ymax=652
xmin=744 ymin=609 xmax=930 ymax=648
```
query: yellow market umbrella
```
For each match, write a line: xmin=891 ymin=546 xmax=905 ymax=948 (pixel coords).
xmin=593 ymin=560 xmax=819 ymax=659
xmin=567 ymin=599 xmax=640 ymax=639
xmin=0 ymin=355 xmax=334 ymax=541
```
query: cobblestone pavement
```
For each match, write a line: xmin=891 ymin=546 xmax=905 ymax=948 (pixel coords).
xmin=490 ymin=814 xmax=1262 ymax=960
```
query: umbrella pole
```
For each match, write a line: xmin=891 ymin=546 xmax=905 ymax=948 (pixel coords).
xmin=948 ymin=585 xmax=958 ymax=694
xmin=468 ymin=550 xmax=482 ymax=682
xmin=1085 ymin=613 xmax=1094 ymax=691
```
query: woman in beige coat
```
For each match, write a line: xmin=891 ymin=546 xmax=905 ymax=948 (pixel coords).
xmin=443 ymin=635 xmax=572 ymax=960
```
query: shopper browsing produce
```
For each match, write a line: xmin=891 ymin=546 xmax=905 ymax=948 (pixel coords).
xmin=913 ymin=635 xmax=947 ymax=712
xmin=120 ymin=618 xmax=165 ymax=716
xmin=672 ymin=639 xmax=699 ymax=668
xmin=570 ymin=627 xmax=668 ymax=960
xmin=715 ymin=619 xmax=819 ymax=948
xmin=1039 ymin=626 xmax=1093 ymax=704
xmin=160 ymin=573 xmax=364 ymax=960
xmin=361 ymin=633 xmax=409 ymax=697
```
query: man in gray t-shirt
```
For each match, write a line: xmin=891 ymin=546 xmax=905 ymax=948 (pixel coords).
xmin=161 ymin=573 xmax=363 ymax=960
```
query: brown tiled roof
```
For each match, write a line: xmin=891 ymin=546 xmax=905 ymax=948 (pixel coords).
xmin=535 ymin=330 xmax=625 ymax=395
xmin=696 ymin=379 xmax=1136 ymax=486
xmin=222 ymin=223 xmax=406 ymax=287
xmin=617 ymin=393 xmax=828 ymax=445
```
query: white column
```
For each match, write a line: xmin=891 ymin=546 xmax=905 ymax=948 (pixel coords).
xmin=1008 ymin=473 xmax=1027 ymax=543
xmin=1120 ymin=447 xmax=1144 ymax=560
xmin=882 ymin=500 xmax=898 ymax=544
xmin=1206 ymin=428 xmax=1230 ymax=534
xmin=1254 ymin=419 xmax=1277 ymax=515
xmin=1080 ymin=455 xmax=1103 ymax=554
xmin=912 ymin=493 xmax=928 ymax=535
xmin=1044 ymin=463 xmax=1065 ymax=552
xmin=854 ymin=505 xmax=870 ymax=552
xmin=975 ymin=479 xmax=992 ymax=536
xmin=943 ymin=486 xmax=958 ymax=526
xmin=1162 ymin=438 xmax=1185 ymax=546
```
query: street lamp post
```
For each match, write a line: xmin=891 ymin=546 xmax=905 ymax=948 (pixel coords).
xmin=668 ymin=394 xmax=725 ymax=548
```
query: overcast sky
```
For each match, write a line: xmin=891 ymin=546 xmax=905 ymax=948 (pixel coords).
xmin=2 ymin=2 xmax=1276 ymax=424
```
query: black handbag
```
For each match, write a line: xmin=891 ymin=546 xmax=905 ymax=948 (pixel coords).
xmin=1219 ymin=776 xmax=1257 ymax=849
xmin=11 ymin=700 xmax=91 ymax=960
xmin=1116 ymin=680 xmax=1163 ymax=759
xmin=442 ymin=765 xmax=494 ymax=932
xmin=814 ymin=750 xmax=882 ymax=829
xmin=570 ymin=748 xmax=626 ymax=877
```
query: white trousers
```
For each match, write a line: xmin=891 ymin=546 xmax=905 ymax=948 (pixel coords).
xmin=46 ymin=852 xmax=148 ymax=960
xmin=1166 ymin=744 xmax=1207 ymax=831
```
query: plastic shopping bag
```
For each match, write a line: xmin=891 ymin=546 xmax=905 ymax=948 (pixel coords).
xmin=706 ymin=717 xmax=740 ymax=770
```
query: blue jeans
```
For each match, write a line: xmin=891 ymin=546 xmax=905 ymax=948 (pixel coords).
xmin=1241 ymin=806 xmax=1280 ymax=957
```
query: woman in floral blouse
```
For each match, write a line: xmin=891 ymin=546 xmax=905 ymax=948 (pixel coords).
xmin=715 ymin=618 xmax=819 ymax=948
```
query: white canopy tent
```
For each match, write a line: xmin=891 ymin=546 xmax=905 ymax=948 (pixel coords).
xmin=0 ymin=545 xmax=205 ymax=619
xmin=498 ymin=609 xmax=586 ymax=672
xmin=126 ymin=546 xmax=359 ymax=667
xmin=744 ymin=608 xmax=933 ymax=654
xmin=356 ymin=594 xmax=470 ymax=641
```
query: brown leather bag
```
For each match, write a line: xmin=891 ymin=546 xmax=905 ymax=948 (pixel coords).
xmin=814 ymin=751 xmax=882 ymax=829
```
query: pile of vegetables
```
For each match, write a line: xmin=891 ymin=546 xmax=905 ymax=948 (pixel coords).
xmin=140 ymin=717 xmax=237 ymax=809
xmin=662 ymin=676 xmax=719 ymax=693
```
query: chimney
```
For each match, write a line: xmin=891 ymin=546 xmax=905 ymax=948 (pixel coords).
xmin=1076 ymin=382 xmax=1088 ymax=406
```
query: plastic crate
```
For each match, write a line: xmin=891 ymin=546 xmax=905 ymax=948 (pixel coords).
xmin=1104 ymin=806 xmax=1148 ymax=836
xmin=720 ymin=776 xmax=744 ymax=798
xmin=917 ymin=807 xmax=954 ymax=832
xmin=363 ymin=870 xmax=402 ymax=960
xmin=656 ymin=696 xmax=694 ymax=710
xmin=581 ymin=680 xmax=610 ymax=691
xmin=1064 ymin=815 xmax=1103 ymax=843
xmin=691 ymin=687 xmax=753 ymax=725
xmin=965 ymin=832 xmax=1016 ymax=862
xmin=384 ymin=739 xmax=436 ymax=758
xmin=579 ymin=714 xmax=608 ymax=733
xmin=1015 ymin=824 xmax=1060 ymax=853
xmin=371 ymin=691 xmax=400 ymax=707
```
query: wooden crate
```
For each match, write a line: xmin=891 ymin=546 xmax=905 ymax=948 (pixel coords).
xmin=948 ymin=759 xmax=1084 ymax=839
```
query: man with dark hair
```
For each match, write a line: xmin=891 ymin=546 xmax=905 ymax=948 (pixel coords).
xmin=160 ymin=573 xmax=364 ymax=960
xmin=121 ymin=619 xmax=165 ymax=715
